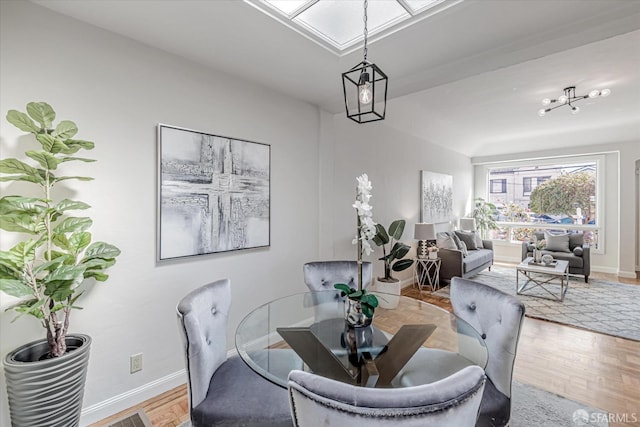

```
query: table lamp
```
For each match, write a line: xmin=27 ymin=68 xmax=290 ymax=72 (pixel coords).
xmin=414 ymin=223 xmax=436 ymax=258
xmin=459 ymin=217 xmax=476 ymax=232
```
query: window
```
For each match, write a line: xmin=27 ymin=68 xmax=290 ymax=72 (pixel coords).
xmin=490 ymin=179 xmax=506 ymax=193
xmin=523 ymin=176 xmax=551 ymax=195
xmin=482 ymin=159 xmax=601 ymax=250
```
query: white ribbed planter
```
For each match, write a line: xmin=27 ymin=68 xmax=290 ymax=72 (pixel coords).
xmin=373 ymin=278 xmax=401 ymax=309
xmin=3 ymin=334 xmax=91 ymax=427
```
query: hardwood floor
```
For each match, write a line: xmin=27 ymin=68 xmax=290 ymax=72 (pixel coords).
xmin=91 ymin=268 xmax=640 ymax=427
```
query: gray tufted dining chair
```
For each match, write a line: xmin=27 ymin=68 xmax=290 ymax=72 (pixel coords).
xmin=176 ymin=279 xmax=294 ymax=426
xmin=303 ymin=261 xmax=373 ymax=291
xmin=450 ymin=277 xmax=526 ymax=427
xmin=288 ymin=366 xmax=486 ymax=426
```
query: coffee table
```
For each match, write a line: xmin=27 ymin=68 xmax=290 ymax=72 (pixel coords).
xmin=516 ymin=257 xmax=569 ymax=302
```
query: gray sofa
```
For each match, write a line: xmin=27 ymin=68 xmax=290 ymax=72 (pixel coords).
xmin=521 ymin=231 xmax=590 ymax=283
xmin=437 ymin=231 xmax=494 ymax=283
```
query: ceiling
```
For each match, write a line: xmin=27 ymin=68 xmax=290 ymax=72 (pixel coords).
xmin=32 ymin=0 xmax=640 ymax=157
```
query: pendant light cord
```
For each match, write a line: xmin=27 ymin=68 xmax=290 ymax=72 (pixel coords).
xmin=363 ymin=0 xmax=368 ymax=63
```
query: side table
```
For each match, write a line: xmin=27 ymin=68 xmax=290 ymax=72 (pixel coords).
xmin=414 ymin=258 xmax=441 ymax=292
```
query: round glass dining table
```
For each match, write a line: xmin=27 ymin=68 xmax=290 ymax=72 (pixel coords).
xmin=235 ymin=290 xmax=487 ymax=389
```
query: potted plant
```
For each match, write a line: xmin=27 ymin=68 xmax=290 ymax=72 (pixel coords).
xmin=371 ymin=219 xmax=414 ymax=307
xmin=334 ymin=174 xmax=379 ymax=328
xmin=471 ymin=197 xmax=498 ymax=239
xmin=334 ymin=283 xmax=378 ymax=327
xmin=427 ymin=245 xmax=439 ymax=260
xmin=0 ymin=102 xmax=120 ymax=426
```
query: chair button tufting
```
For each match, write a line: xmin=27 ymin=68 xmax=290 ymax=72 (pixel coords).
xmin=469 ymin=303 xmax=476 ymax=311
xmin=211 ymin=307 xmax=217 ymax=315
xmin=481 ymin=333 xmax=486 ymax=339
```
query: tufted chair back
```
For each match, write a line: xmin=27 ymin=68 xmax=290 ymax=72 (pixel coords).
xmin=288 ymin=366 xmax=486 ymax=426
xmin=303 ymin=261 xmax=373 ymax=291
xmin=177 ymin=279 xmax=231 ymax=410
xmin=450 ymin=277 xmax=525 ymax=398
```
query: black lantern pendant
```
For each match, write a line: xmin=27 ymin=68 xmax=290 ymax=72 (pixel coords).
xmin=342 ymin=0 xmax=388 ymax=124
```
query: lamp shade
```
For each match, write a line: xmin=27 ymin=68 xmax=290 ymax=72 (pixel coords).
xmin=459 ymin=218 xmax=476 ymax=231
xmin=414 ymin=223 xmax=436 ymax=240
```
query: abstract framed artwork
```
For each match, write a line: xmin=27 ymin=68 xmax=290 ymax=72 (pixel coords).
xmin=420 ymin=171 xmax=453 ymax=224
xmin=157 ymin=124 xmax=270 ymax=260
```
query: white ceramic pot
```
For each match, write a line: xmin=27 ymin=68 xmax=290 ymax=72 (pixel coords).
xmin=373 ymin=278 xmax=401 ymax=309
xmin=428 ymin=251 xmax=438 ymax=260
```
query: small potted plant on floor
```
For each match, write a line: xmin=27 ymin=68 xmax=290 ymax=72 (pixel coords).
xmin=0 ymin=102 xmax=120 ymax=427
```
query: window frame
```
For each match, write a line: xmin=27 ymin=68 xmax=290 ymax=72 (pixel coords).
xmin=477 ymin=155 xmax=604 ymax=254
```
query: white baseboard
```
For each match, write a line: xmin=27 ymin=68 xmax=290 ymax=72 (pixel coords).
xmin=399 ymin=277 xmax=415 ymax=289
xmin=494 ymin=255 xmax=522 ymax=263
xmin=80 ymin=370 xmax=187 ymax=426
xmin=618 ymin=270 xmax=638 ymax=279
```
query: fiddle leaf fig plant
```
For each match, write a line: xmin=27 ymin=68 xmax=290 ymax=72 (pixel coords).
xmin=0 ymin=102 xmax=120 ymax=358
xmin=372 ymin=219 xmax=414 ymax=282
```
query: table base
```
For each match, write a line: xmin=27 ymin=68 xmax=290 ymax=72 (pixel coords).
xmin=516 ymin=269 xmax=569 ymax=302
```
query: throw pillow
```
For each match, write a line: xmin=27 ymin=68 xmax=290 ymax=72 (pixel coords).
xmin=544 ymin=231 xmax=571 ymax=253
xmin=455 ymin=230 xmax=478 ymax=250
xmin=436 ymin=232 xmax=457 ymax=250
xmin=450 ymin=232 xmax=465 ymax=252
xmin=459 ymin=241 xmax=468 ymax=257
xmin=573 ymin=246 xmax=583 ymax=256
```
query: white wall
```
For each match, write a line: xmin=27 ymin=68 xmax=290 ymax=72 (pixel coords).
xmin=472 ymin=141 xmax=640 ymax=277
xmin=319 ymin=113 xmax=474 ymax=282
xmin=0 ymin=1 xmax=321 ymax=424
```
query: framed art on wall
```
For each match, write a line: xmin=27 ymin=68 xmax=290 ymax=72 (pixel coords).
xmin=421 ymin=171 xmax=453 ymax=224
xmin=157 ymin=124 xmax=270 ymax=260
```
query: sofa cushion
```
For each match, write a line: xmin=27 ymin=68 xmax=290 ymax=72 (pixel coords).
xmin=544 ymin=231 xmax=571 ymax=253
xmin=459 ymin=241 xmax=468 ymax=257
xmin=436 ymin=232 xmax=458 ymax=250
xmin=463 ymin=249 xmax=493 ymax=273
xmin=455 ymin=230 xmax=478 ymax=250
xmin=542 ymin=251 xmax=584 ymax=268
xmin=569 ymin=233 xmax=584 ymax=251
xmin=573 ymin=246 xmax=583 ymax=256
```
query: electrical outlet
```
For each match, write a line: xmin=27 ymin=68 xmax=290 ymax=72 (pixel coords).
xmin=130 ymin=353 xmax=143 ymax=374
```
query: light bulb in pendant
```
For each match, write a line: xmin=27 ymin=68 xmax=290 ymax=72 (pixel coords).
xmin=358 ymin=72 xmax=372 ymax=105
xmin=541 ymin=98 xmax=551 ymax=106
xmin=558 ymin=95 xmax=568 ymax=104
xmin=538 ymin=108 xmax=547 ymax=117
xmin=600 ymin=88 xmax=611 ymax=97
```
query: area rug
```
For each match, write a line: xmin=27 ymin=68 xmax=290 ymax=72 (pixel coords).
xmin=511 ymin=381 xmax=608 ymax=427
xmin=107 ymin=409 xmax=152 ymax=427
xmin=433 ymin=265 xmax=640 ymax=341
xmin=176 ymin=381 xmax=608 ymax=427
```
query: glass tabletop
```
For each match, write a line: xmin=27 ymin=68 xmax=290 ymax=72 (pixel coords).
xmin=235 ymin=290 xmax=488 ymax=388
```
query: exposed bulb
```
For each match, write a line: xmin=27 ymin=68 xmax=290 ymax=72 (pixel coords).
xmin=358 ymin=82 xmax=372 ymax=105
xmin=541 ymin=98 xmax=551 ymax=106
xmin=538 ymin=108 xmax=547 ymax=117
xmin=571 ymin=106 xmax=580 ymax=115
xmin=558 ymin=95 xmax=568 ymax=104
xmin=600 ymin=88 xmax=611 ymax=97
xmin=588 ymin=89 xmax=600 ymax=98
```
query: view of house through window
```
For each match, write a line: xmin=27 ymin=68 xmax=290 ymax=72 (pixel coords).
xmin=486 ymin=161 xmax=598 ymax=247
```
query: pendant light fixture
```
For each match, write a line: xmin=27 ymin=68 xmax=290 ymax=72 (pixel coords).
xmin=538 ymin=86 xmax=610 ymax=117
xmin=342 ymin=0 xmax=388 ymax=124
